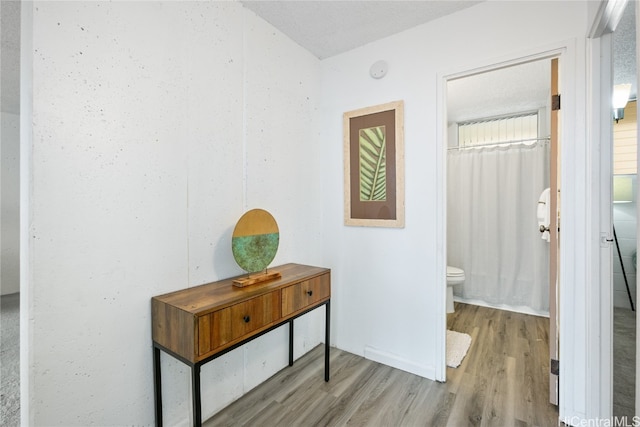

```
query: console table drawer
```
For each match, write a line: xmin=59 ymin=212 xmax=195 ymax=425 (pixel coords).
xmin=282 ymin=273 xmax=330 ymax=317
xmin=198 ymin=291 xmax=281 ymax=356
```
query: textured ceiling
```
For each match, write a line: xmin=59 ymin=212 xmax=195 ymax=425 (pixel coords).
xmin=614 ymin=0 xmax=637 ymax=99
xmin=240 ymin=0 xmax=482 ymax=60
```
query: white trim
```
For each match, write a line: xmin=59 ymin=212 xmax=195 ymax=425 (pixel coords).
xmin=363 ymin=345 xmax=435 ymax=379
xmin=440 ymin=44 xmax=567 ymax=82
xmin=585 ymin=33 xmax=613 ymax=420
xmin=556 ymin=37 xmax=587 ymax=423
xmin=589 ymin=0 xmax=630 ymax=38
xmin=435 ymin=66 xmax=447 ymax=382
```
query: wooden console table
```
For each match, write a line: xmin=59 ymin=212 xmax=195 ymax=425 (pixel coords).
xmin=151 ymin=263 xmax=331 ymax=427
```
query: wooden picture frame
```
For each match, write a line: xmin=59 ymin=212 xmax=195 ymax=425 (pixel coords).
xmin=343 ymin=100 xmax=405 ymax=227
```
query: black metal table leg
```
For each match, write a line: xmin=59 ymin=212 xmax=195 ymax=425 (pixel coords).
xmin=192 ymin=364 xmax=202 ymax=427
xmin=153 ymin=346 xmax=163 ymax=427
xmin=325 ymin=299 xmax=330 ymax=382
xmin=289 ymin=319 xmax=294 ymax=366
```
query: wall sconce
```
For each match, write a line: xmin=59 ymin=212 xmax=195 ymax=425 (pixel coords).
xmin=613 ymin=83 xmax=632 ymax=123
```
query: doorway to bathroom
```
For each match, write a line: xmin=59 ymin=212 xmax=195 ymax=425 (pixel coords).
xmin=443 ymin=55 xmax=560 ymax=405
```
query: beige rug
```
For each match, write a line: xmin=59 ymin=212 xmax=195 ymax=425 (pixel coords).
xmin=446 ymin=330 xmax=472 ymax=368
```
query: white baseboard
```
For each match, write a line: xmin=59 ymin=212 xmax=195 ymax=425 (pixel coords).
xmin=363 ymin=345 xmax=436 ymax=380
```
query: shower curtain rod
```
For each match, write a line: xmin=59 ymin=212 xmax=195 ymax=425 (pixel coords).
xmin=448 ymin=136 xmax=551 ymax=151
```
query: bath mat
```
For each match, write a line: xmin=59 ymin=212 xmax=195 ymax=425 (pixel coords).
xmin=446 ymin=330 xmax=472 ymax=368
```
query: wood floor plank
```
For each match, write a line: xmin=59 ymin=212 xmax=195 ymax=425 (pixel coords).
xmin=241 ymin=400 xmax=288 ymax=426
xmin=203 ymin=346 xmax=327 ymax=426
xmin=481 ymin=355 xmax=516 ymax=427
xmin=305 ymin=361 xmax=391 ymax=426
xmin=278 ymin=387 xmax=337 ymax=426
xmin=321 ymin=350 xmax=377 ymax=399
xmin=421 ymin=388 xmax=456 ymax=427
xmin=444 ymin=325 xmax=478 ymax=395
xmin=342 ymin=367 xmax=404 ymax=425
xmin=399 ymin=380 xmax=454 ymax=426
xmin=204 ymin=303 xmax=559 ymax=427
xmin=613 ymin=307 xmax=636 ymax=419
xmin=513 ymin=338 xmax=533 ymax=425
xmin=445 ymin=371 xmax=481 ymax=426
xmin=346 ymin=368 xmax=422 ymax=426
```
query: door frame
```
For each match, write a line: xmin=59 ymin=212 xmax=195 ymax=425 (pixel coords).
xmin=583 ymin=32 xmax=614 ymax=419
xmin=587 ymin=0 xmax=632 ymax=419
xmin=436 ymin=45 xmax=565 ymax=384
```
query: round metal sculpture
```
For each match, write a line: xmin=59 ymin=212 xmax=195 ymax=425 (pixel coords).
xmin=232 ymin=209 xmax=279 ymax=274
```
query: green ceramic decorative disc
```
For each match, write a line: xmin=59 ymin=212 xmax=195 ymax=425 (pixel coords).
xmin=232 ymin=209 xmax=279 ymax=273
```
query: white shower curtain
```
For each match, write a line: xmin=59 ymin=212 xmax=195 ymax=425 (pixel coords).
xmin=447 ymin=140 xmax=550 ymax=313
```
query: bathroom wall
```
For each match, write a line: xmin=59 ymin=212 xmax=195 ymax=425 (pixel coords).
xmin=613 ymin=175 xmax=637 ymax=309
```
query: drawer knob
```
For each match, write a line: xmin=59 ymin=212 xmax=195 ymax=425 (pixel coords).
xmin=306 ymin=290 xmax=313 ymax=297
xmin=243 ymin=315 xmax=250 ymax=323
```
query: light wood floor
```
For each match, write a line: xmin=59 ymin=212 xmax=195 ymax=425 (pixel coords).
xmin=613 ymin=307 xmax=636 ymax=418
xmin=205 ymin=302 xmax=559 ymax=426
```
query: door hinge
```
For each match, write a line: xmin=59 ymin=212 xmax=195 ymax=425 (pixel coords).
xmin=552 ymin=94 xmax=561 ymax=111
xmin=551 ymin=359 xmax=559 ymax=376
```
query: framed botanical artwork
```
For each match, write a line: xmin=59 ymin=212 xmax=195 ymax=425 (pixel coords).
xmin=343 ymin=100 xmax=405 ymax=227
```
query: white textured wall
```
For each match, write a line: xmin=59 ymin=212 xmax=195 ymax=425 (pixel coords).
xmin=25 ymin=2 xmax=321 ymax=425
xmin=1 ymin=111 xmax=20 ymax=295
xmin=320 ymin=0 xmax=590 ymax=422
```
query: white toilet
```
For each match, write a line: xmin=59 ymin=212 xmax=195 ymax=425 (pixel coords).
xmin=446 ymin=266 xmax=465 ymax=313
